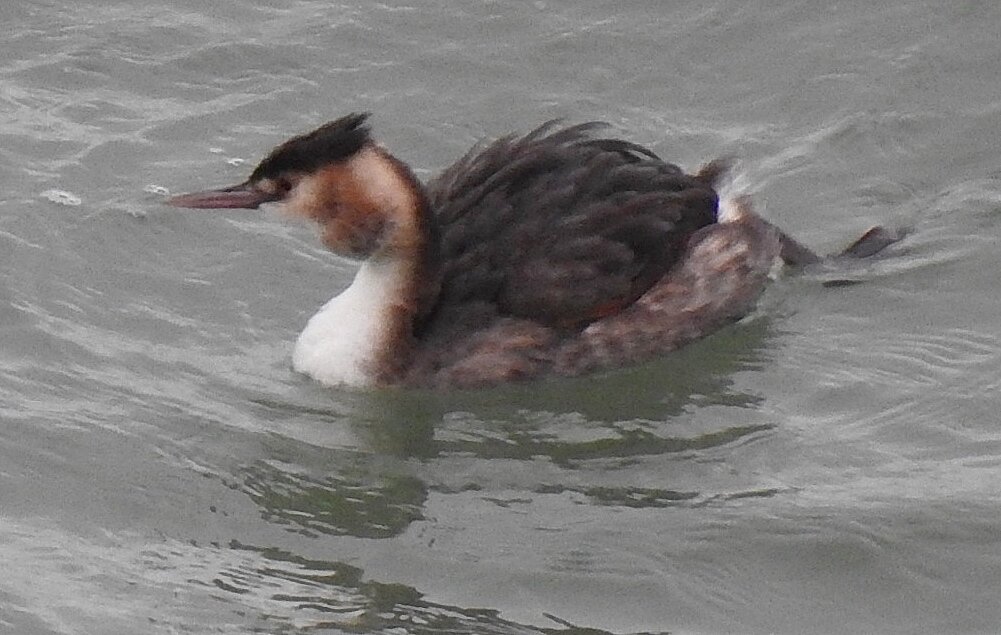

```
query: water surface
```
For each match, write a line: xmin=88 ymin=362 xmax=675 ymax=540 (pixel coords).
xmin=3 ymin=1 xmax=1001 ymax=633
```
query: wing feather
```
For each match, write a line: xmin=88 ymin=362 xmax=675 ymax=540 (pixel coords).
xmin=423 ymin=122 xmax=719 ymax=331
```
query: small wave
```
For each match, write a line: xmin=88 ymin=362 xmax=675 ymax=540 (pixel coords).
xmin=40 ymin=189 xmax=82 ymax=206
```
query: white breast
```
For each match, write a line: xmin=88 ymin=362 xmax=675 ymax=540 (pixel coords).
xmin=292 ymin=257 xmax=405 ymax=387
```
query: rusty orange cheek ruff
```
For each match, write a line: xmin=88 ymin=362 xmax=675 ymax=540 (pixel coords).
xmin=287 ymin=164 xmax=384 ymax=256
xmin=284 ymin=151 xmax=426 ymax=259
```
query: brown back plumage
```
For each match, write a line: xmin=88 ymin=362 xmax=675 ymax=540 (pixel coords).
xmin=421 ymin=121 xmax=719 ymax=336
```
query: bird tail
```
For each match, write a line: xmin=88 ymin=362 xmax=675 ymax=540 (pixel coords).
xmin=694 ymin=157 xmax=734 ymax=189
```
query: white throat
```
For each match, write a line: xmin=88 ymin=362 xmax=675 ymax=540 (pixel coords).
xmin=292 ymin=257 xmax=409 ymax=387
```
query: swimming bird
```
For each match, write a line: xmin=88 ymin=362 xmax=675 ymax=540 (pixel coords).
xmin=167 ymin=113 xmax=892 ymax=389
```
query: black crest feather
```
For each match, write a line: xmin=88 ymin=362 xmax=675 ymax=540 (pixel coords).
xmin=249 ymin=112 xmax=372 ymax=181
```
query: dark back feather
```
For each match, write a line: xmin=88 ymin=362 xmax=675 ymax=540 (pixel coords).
xmin=422 ymin=121 xmax=719 ymax=333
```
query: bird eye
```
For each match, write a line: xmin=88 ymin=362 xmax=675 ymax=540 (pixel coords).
xmin=274 ymin=177 xmax=293 ymax=194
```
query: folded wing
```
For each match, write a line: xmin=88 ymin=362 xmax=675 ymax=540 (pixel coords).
xmin=424 ymin=122 xmax=719 ymax=330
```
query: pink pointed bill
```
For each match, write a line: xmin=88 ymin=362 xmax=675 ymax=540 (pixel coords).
xmin=165 ymin=183 xmax=278 ymax=210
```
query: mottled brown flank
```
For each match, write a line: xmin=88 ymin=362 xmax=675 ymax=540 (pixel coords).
xmin=403 ymin=318 xmax=556 ymax=388
xmin=398 ymin=204 xmax=782 ymax=388
xmin=554 ymin=208 xmax=781 ymax=377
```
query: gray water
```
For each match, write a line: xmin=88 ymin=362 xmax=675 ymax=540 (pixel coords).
xmin=3 ymin=1 xmax=1001 ymax=633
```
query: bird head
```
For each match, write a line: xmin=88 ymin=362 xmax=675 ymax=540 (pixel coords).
xmin=167 ymin=113 xmax=425 ymax=258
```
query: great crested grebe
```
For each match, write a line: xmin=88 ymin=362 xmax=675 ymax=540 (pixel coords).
xmin=168 ymin=113 xmax=894 ymax=389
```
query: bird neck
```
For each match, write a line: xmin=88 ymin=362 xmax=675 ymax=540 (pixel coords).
xmin=292 ymin=147 xmax=440 ymax=387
